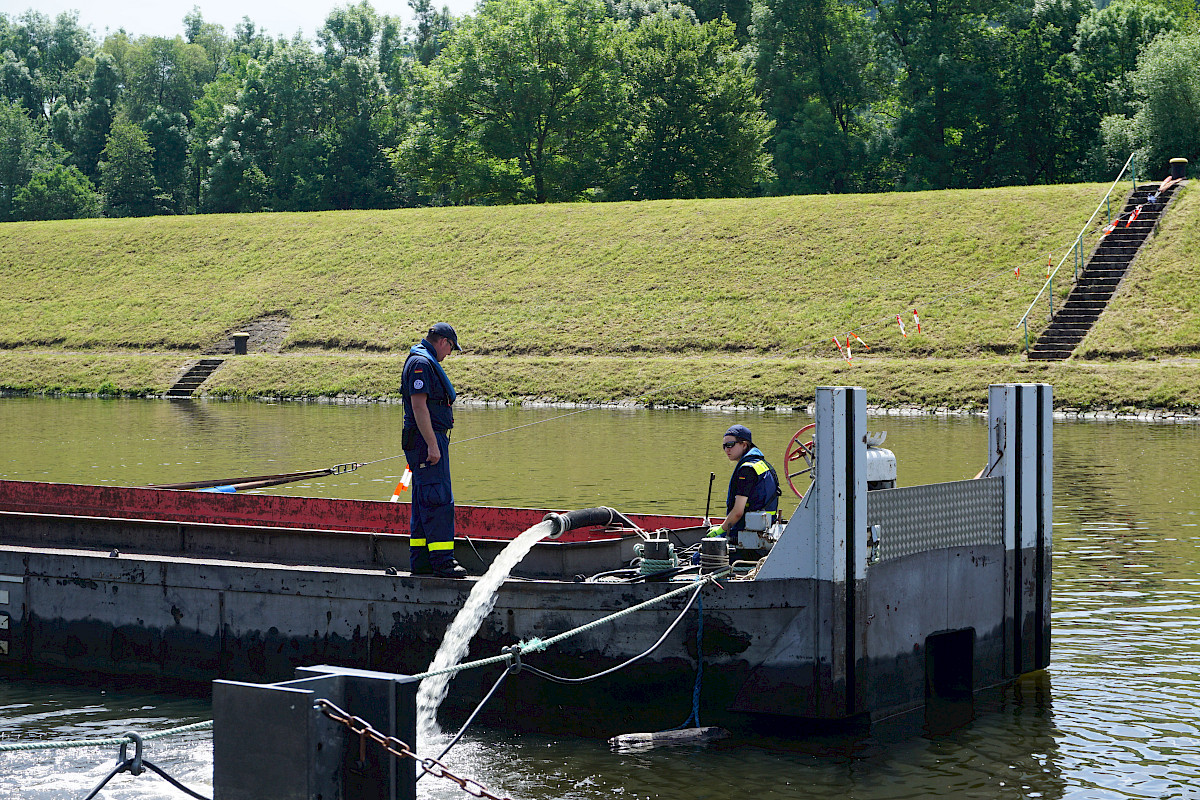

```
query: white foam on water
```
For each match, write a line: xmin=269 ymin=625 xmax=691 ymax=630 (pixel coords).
xmin=416 ymin=520 xmax=554 ymax=746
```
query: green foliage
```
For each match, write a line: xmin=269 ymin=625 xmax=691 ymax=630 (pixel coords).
xmin=1074 ymin=0 xmax=1181 ymax=102
xmin=99 ymin=119 xmax=158 ymax=217
xmin=412 ymin=0 xmax=624 ymax=203
xmin=5 ymin=0 xmax=1200 ymax=213
xmin=122 ymin=36 xmax=213 ymax=123
xmin=71 ymin=52 xmax=121 ymax=181
xmin=0 ymin=98 xmax=50 ymax=220
xmin=754 ymin=0 xmax=883 ymax=193
xmin=1100 ymin=32 xmax=1200 ymax=172
xmin=0 ymin=10 xmax=93 ymax=121
xmin=12 ymin=162 xmax=101 ymax=219
xmin=613 ymin=13 xmax=772 ymax=199
xmin=142 ymin=107 xmax=192 ymax=213
xmin=408 ymin=0 xmax=457 ymax=66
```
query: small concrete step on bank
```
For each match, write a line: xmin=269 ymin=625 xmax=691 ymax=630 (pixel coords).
xmin=165 ymin=358 xmax=225 ymax=398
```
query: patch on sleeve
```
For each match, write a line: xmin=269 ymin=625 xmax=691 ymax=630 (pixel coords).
xmin=413 ymin=379 xmax=425 ymax=390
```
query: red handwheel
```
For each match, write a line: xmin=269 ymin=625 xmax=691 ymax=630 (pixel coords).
xmin=784 ymin=423 xmax=816 ymax=496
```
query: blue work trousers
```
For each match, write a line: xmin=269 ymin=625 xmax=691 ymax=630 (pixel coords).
xmin=405 ymin=429 xmax=456 ymax=569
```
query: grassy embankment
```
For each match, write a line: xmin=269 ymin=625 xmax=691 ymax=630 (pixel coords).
xmin=1 ymin=182 xmax=1197 ymax=411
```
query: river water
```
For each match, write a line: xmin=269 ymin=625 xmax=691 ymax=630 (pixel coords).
xmin=1 ymin=397 xmax=1198 ymax=799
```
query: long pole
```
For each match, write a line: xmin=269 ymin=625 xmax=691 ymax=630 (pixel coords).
xmin=704 ymin=472 xmax=716 ymax=523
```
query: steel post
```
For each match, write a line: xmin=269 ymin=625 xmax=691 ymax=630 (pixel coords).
xmin=213 ymin=665 xmax=418 ymax=800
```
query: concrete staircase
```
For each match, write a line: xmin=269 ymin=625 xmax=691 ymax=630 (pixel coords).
xmin=165 ymin=358 xmax=225 ymax=398
xmin=1027 ymin=182 xmax=1179 ymax=361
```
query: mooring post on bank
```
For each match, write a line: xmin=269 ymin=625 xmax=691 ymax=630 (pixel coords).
xmin=231 ymin=332 xmax=249 ymax=355
xmin=212 ymin=664 xmax=417 ymax=800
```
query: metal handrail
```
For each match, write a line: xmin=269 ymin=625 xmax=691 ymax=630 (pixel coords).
xmin=1017 ymin=153 xmax=1137 ymax=352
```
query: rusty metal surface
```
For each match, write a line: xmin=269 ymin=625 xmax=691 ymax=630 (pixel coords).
xmin=0 ymin=479 xmax=700 ymax=544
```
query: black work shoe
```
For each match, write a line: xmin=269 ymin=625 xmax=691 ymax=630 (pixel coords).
xmin=431 ymin=561 xmax=467 ymax=578
xmin=410 ymin=562 xmax=433 ymax=575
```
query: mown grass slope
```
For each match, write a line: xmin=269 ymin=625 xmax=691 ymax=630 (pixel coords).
xmin=2 ymin=182 xmax=1197 ymax=410
xmin=1 ymin=185 xmax=1116 ymax=356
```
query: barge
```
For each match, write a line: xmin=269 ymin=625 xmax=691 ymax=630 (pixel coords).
xmin=0 ymin=384 xmax=1052 ymax=734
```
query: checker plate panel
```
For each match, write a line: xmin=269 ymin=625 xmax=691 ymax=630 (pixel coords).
xmin=867 ymin=477 xmax=1003 ymax=562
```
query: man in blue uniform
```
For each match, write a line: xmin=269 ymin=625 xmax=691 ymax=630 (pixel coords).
xmin=402 ymin=322 xmax=466 ymax=578
xmin=707 ymin=424 xmax=780 ymax=541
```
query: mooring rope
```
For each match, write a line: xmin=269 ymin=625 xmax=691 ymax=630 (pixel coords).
xmin=0 ymin=720 xmax=213 ymax=753
xmin=414 ymin=569 xmax=727 ymax=680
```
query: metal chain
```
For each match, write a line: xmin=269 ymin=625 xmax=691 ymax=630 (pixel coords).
xmin=314 ymin=699 xmax=511 ymax=800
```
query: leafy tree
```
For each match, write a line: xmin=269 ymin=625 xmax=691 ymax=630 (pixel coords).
xmin=409 ymin=0 xmax=456 ymax=66
xmin=99 ymin=119 xmax=158 ymax=217
xmin=123 ymin=36 xmax=213 ymax=122
xmin=142 ymin=107 xmax=191 ymax=212
xmin=183 ymin=6 xmax=233 ymax=75
xmin=414 ymin=0 xmax=624 ymax=203
xmin=753 ymin=0 xmax=883 ymax=193
xmin=318 ymin=4 xmax=399 ymax=209
xmin=201 ymin=63 xmax=272 ymax=213
xmin=260 ymin=40 xmax=329 ymax=210
xmin=12 ymin=162 xmax=100 ymax=219
xmin=322 ymin=54 xmax=395 ymax=208
xmin=677 ymin=0 xmax=752 ymax=43
xmin=983 ymin=0 xmax=1094 ymax=184
xmin=871 ymin=0 xmax=1016 ymax=189
xmin=0 ymin=98 xmax=51 ymax=220
xmin=613 ymin=13 xmax=772 ymax=199
xmin=72 ymin=52 xmax=121 ymax=181
xmin=1074 ymin=0 xmax=1180 ymax=116
xmin=0 ymin=10 xmax=93 ymax=121
xmin=1101 ymin=31 xmax=1200 ymax=173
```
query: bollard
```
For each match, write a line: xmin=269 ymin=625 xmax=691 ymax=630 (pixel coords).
xmin=213 ymin=665 xmax=418 ymax=800
xmin=1170 ymin=158 xmax=1188 ymax=180
xmin=231 ymin=332 xmax=250 ymax=355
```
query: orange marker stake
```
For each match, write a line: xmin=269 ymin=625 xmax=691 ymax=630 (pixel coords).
xmin=390 ymin=467 xmax=412 ymax=502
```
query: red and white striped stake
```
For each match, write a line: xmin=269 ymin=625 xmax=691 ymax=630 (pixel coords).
xmin=912 ymin=309 xmax=922 ymax=334
xmin=1046 ymin=252 xmax=1052 ymax=277
xmin=390 ymin=467 xmax=412 ymax=502
xmin=1101 ymin=220 xmax=1117 ymax=237
xmin=849 ymin=331 xmax=870 ymax=350
xmin=832 ymin=335 xmax=851 ymax=363
xmin=1015 ymin=263 xmax=1020 ymax=278
xmin=1125 ymin=205 xmax=1142 ymax=227
xmin=896 ymin=314 xmax=908 ymax=337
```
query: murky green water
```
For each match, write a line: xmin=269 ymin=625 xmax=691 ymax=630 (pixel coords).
xmin=1 ymin=397 xmax=1198 ymax=799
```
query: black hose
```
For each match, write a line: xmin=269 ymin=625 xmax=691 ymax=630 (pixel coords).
xmin=543 ymin=507 xmax=618 ymax=537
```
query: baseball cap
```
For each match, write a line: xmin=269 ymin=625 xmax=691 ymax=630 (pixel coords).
xmin=724 ymin=424 xmax=753 ymax=443
xmin=428 ymin=322 xmax=462 ymax=350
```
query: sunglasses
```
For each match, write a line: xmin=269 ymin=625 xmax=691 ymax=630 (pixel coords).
xmin=722 ymin=441 xmax=740 ymax=450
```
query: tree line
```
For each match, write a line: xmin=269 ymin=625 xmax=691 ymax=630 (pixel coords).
xmin=1 ymin=0 xmax=1198 ymax=221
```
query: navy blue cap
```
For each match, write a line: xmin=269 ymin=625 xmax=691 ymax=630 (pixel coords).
xmin=428 ymin=322 xmax=461 ymax=350
xmin=724 ymin=424 xmax=753 ymax=443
